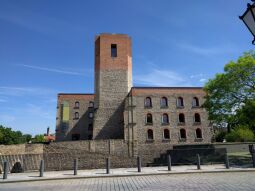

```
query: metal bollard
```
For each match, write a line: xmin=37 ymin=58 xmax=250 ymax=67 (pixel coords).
xmin=225 ymin=154 xmax=230 ymax=169
xmin=3 ymin=161 xmax=8 ymax=180
xmin=106 ymin=157 xmax=110 ymax=174
xmin=39 ymin=160 xmax=44 ymax=177
xmin=74 ymin=158 xmax=78 ymax=175
xmin=137 ymin=156 xmax=141 ymax=172
xmin=197 ymin=154 xmax=201 ymax=170
xmin=252 ymin=153 xmax=255 ymax=168
xmin=167 ymin=154 xmax=171 ymax=171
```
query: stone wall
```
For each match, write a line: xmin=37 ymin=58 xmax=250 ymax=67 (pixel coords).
xmin=93 ymin=34 xmax=132 ymax=140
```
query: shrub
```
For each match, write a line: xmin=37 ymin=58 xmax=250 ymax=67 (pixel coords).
xmin=215 ymin=131 xmax=227 ymax=142
xmin=225 ymin=126 xmax=254 ymax=142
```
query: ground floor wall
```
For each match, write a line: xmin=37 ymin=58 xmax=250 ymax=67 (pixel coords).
xmin=0 ymin=141 xmax=253 ymax=172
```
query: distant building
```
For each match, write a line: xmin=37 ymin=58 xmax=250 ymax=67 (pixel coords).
xmin=55 ymin=34 xmax=213 ymax=146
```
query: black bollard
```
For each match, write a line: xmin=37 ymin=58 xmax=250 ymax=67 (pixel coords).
xmin=3 ymin=161 xmax=8 ymax=180
xmin=39 ymin=160 xmax=44 ymax=177
xmin=197 ymin=154 xmax=201 ymax=170
xmin=74 ymin=158 xmax=78 ymax=175
xmin=106 ymin=157 xmax=110 ymax=174
xmin=252 ymin=153 xmax=255 ymax=168
xmin=225 ymin=154 xmax=230 ymax=169
xmin=167 ymin=154 xmax=171 ymax=171
xmin=137 ymin=156 xmax=141 ymax=172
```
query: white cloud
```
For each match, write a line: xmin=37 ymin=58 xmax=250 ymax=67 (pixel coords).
xmin=17 ymin=64 xmax=86 ymax=76
xmin=177 ymin=43 xmax=239 ymax=56
xmin=0 ymin=86 xmax=56 ymax=97
xmin=134 ymin=68 xmax=192 ymax=87
xmin=199 ymin=78 xmax=207 ymax=83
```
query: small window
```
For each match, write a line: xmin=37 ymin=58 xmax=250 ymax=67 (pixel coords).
xmin=146 ymin=113 xmax=153 ymax=124
xmin=88 ymin=123 xmax=93 ymax=131
xmin=196 ymin=128 xmax=202 ymax=139
xmin=163 ymin=129 xmax=170 ymax=139
xmin=194 ymin=113 xmax=201 ymax=123
xmin=89 ymin=101 xmax=94 ymax=108
xmin=111 ymin=44 xmax=117 ymax=57
xmin=179 ymin=113 xmax=185 ymax=123
xmin=192 ymin=97 xmax=199 ymax=107
xmin=145 ymin=97 xmax=152 ymax=107
xmin=147 ymin=129 xmax=154 ymax=140
xmin=74 ymin=112 xmax=79 ymax=119
xmin=72 ymin=134 xmax=80 ymax=140
xmin=177 ymin=97 xmax=184 ymax=107
xmin=89 ymin=112 xmax=93 ymax=119
xmin=161 ymin=97 xmax=168 ymax=108
xmin=162 ymin=113 xmax=169 ymax=124
xmin=75 ymin=101 xmax=79 ymax=108
xmin=180 ymin=129 xmax=186 ymax=139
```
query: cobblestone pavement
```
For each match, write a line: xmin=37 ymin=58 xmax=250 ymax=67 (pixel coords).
xmin=1 ymin=172 xmax=255 ymax=191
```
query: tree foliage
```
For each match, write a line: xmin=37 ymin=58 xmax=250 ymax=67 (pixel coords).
xmin=0 ymin=125 xmax=32 ymax=145
xmin=225 ymin=126 xmax=254 ymax=142
xmin=32 ymin=134 xmax=45 ymax=143
xmin=203 ymin=51 xmax=255 ymax=130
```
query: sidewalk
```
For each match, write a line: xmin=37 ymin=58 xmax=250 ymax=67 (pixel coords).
xmin=1 ymin=164 xmax=255 ymax=183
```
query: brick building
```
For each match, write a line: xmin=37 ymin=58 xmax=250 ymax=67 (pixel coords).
xmin=55 ymin=33 xmax=213 ymax=150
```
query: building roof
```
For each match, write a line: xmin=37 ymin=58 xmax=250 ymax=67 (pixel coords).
xmin=130 ymin=87 xmax=205 ymax=96
xmin=58 ymin=93 xmax=94 ymax=101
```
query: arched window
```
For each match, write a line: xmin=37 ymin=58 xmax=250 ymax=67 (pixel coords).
xmin=74 ymin=112 xmax=79 ymax=119
xmin=180 ymin=129 xmax=186 ymax=139
xmin=196 ymin=128 xmax=202 ymax=139
xmin=192 ymin=97 xmax=199 ymax=107
xmin=177 ymin=97 xmax=184 ymax=107
xmin=89 ymin=101 xmax=94 ymax=108
xmin=147 ymin=129 xmax=154 ymax=140
xmin=145 ymin=97 xmax=152 ymax=107
xmin=75 ymin=101 xmax=79 ymax=108
xmin=163 ymin=129 xmax=170 ymax=139
xmin=194 ymin=113 xmax=201 ymax=123
xmin=146 ymin=113 xmax=153 ymax=124
xmin=179 ymin=113 xmax=185 ymax=123
xmin=162 ymin=113 xmax=169 ymax=124
xmin=160 ymin=97 xmax=168 ymax=108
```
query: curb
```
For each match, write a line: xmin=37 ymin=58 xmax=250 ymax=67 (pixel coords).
xmin=1 ymin=169 xmax=255 ymax=184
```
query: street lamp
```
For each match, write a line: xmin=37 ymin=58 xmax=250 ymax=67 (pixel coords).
xmin=240 ymin=1 xmax=255 ymax=44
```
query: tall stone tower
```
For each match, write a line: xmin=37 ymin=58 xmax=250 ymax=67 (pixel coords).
xmin=93 ymin=34 xmax=132 ymax=139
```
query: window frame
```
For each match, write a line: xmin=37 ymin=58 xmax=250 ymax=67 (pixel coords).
xmin=74 ymin=101 xmax=80 ymax=109
xmin=160 ymin=97 xmax=168 ymax=108
xmin=111 ymin=44 xmax=117 ymax=57
xmin=147 ymin=129 xmax=154 ymax=141
xmin=144 ymin=97 xmax=152 ymax=108
xmin=145 ymin=113 xmax=153 ymax=125
xmin=192 ymin=97 xmax=200 ymax=107
xmin=161 ymin=113 xmax=169 ymax=125
xmin=180 ymin=128 xmax=187 ymax=140
xmin=163 ymin=129 xmax=170 ymax=140
xmin=177 ymin=97 xmax=184 ymax=108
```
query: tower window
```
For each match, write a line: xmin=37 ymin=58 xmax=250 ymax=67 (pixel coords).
xmin=111 ymin=44 xmax=117 ymax=57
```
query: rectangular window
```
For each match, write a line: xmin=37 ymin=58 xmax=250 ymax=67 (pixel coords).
xmin=111 ymin=44 xmax=117 ymax=57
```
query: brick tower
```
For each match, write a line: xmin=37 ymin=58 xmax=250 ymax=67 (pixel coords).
xmin=93 ymin=34 xmax=132 ymax=139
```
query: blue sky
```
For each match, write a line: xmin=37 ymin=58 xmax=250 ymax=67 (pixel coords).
xmin=0 ymin=0 xmax=253 ymax=135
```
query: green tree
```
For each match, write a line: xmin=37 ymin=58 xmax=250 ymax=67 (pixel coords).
xmin=33 ymin=134 xmax=45 ymax=143
xmin=225 ymin=126 xmax=254 ymax=142
xmin=203 ymin=51 xmax=255 ymax=130
xmin=0 ymin=125 xmax=32 ymax=145
xmin=236 ymin=99 xmax=255 ymax=131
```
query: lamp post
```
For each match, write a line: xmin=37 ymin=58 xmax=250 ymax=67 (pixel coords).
xmin=240 ymin=1 xmax=255 ymax=44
